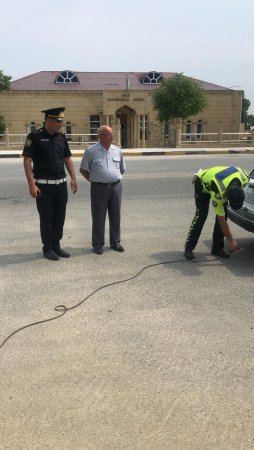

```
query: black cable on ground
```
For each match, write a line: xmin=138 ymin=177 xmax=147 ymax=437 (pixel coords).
xmin=0 ymin=258 xmax=217 ymax=351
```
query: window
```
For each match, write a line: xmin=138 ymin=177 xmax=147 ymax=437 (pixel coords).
xmin=186 ymin=121 xmax=192 ymax=140
xmin=143 ymin=71 xmax=163 ymax=84
xmin=197 ymin=120 xmax=203 ymax=139
xmin=29 ymin=122 xmax=36 ymax=133
xmin=140 ymin=115 xmax=148 ymax=140
xmin=90 ymin=115 xmax=100 ymax=141
xmin=65 ymin=122 xmax=72 ymax=141
xmin=164 ymin=123 xmax=169 ymax=141
xmin=55 ymin=70 xmax=79 ymax=83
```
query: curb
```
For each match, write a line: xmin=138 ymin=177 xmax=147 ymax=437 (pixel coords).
xmin=0 ymin=153 xmax=21 ymax=158
xmin=1 ymin=148 xmax=254 ymax=158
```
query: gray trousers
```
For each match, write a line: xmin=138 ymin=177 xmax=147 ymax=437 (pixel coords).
xmin=91 ymin=181 xmax=122 ymax=248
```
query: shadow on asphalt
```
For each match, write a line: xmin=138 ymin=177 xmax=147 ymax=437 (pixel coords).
xmin=0 ymin=247 xmax=93 ymax=266
xmin=151 ymin=237 xmax=254 ymax=278
xmin=151 ymin=250 xmax=221 ymax=277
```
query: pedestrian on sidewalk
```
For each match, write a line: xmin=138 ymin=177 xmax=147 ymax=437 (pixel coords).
xmin=22 ymin=107 xmax=77 ymax=261
xmin=80 ymin=125 xmax=126 ymax=255
xmin=184 ymin=166 xmax=248 ymax=260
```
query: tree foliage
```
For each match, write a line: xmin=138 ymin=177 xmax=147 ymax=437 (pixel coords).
xmin=152 ymin=73 xmax=208 ymax=123
xmin=0 ymin=70 xmax=11 ymax=134
xmin=0 ymin=70 xmax=12 ymax=91
xmin=246 ymin=114 xmax=254 ymax=129
xmin=241 ymin=96 xmax=254 ymax=129
xmin=241 ymin=96 xmax=250 ymax=125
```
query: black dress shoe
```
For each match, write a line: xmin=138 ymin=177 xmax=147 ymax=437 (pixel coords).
xmin=93 ymin=247 xmax=103 ymax=255
xmin=184 ymin=247 xmax=195 ymax=260
xmin=211 ymin=249 xmax=230 ymax=258
xmin=111 ymin=244 xmax=124 ymax=252
xmin=43 ymin=249 xmax=60 ymax=261
xmin=53 ymin=247 xmax=70 ymax=258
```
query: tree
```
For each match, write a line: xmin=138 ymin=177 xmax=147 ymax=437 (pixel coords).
xmin=241 ymin=96 xmax=250 ymax=125
xmin=247 ymin=114 xmax=254 ymax=129
xmin=0 ymin=70 xmax=11 ymax=134
xmin=241 ymin=96 xmax=254 ymax=129
xmin=0 ymin=70 xmax=11 ymax=91
xmin=152 ymin=73 xmax=208 ymax=123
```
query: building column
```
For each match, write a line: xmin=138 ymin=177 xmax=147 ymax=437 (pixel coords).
xmin=105 ymin=115 xmax=110 ymax=126
xmin=5 ymin=128 xmax=10 ymax=148
xmin=175 ymin=118 xmax=182 ymax=147
xmin=115 ymin=118 xmax=121 ymax=147
xmin=110 ymin=115 xmax=115 ymax=131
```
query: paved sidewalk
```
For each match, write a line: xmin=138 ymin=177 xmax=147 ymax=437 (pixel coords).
xmin=1 ymin=147 xmax=254 ymax=158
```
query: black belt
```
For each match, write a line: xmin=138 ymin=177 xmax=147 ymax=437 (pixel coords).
xmin=92 ymin=180 xmax=120 ymax=187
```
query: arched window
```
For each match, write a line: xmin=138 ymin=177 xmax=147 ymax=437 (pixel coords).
xmin=65 ymin=122 xmax=72 ymax=141
xmin=29 ymin=122 xmax=36 ymax=133
xmin=186 ymin=121 xmax=192 ymax=140
xmin=143 ymin=71 xmax=163 ymax=84
xmin=55 ymin=70 xmax=79 ymax=83
xmin=197 ymin=120 xmax=203 ymax=139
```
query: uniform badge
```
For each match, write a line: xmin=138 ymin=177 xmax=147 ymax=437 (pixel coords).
xmin=212 ymin=200 xmax=218 ymax=207
xmin=25 ymin=138 xmax=32 ymax=147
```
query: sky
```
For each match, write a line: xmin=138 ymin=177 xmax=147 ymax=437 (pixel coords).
xmin=1 ymin=0 xmax=253 ymax=113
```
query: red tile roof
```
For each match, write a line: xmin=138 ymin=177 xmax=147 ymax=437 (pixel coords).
xmin=10 ymin=71 xmax=229 ymax=92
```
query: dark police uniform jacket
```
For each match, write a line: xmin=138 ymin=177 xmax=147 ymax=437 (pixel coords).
xmin=22 ymin=128 xmax=71 ymax=179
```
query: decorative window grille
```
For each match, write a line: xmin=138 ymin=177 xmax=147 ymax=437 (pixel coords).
xmin=143 ymin=71 xmax=163 ymax=84
xmin=55 ymin=70 xmax=79 ymax=83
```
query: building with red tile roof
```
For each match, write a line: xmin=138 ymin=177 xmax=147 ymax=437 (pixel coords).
xmin=0 ymin=70 xmax=243 ymax=148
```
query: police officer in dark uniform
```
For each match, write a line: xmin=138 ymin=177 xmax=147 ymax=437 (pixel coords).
xmin=184 ymin=166 xmax=248 ymax=260
xmin=23 ymin=107 xmax=77 ymax=260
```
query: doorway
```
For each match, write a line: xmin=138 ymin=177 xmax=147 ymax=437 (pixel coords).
xmin=116 ymin=105 xmax=135 ymax=148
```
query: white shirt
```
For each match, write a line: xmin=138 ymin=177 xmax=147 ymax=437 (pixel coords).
xmin=80 ymin=142 xmax=126 ymax=183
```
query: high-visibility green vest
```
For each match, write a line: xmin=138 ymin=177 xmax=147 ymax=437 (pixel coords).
xmin=198 ymin=166 xmax=248 ymax=216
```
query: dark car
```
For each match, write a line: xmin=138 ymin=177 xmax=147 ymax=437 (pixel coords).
xmin=228 ymin=168 xmax=254 ymax=232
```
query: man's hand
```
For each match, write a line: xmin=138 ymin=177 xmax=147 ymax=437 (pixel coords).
xmin=29 ymin=184 xmax=41 ymax=198
xmin=70 ymin=178 xmax=77 ymax=194
xmin=228 ymin=239 xmax=240 ymax=253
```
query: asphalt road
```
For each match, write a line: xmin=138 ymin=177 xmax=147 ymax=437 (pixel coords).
xmin=1 ymin=155 xmax=254 ymax=450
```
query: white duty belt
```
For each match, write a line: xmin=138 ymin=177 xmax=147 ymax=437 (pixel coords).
xmin=35 ymin=178 xmax=67 ymax=185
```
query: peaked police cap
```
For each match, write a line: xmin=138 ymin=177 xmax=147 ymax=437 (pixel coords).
xmin=41 ymin=107 xmax=65 ymax=121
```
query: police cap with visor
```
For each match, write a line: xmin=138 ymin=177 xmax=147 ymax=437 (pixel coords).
xmin=41 ymin=107 xmax=65 ymax=122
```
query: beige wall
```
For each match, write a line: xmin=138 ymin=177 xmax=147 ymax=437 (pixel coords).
xmin=0 ymin=88 xmax=243 ymax=147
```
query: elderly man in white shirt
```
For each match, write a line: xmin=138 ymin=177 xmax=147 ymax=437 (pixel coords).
xmin=80 ymin=125 xmax=126 ymax=255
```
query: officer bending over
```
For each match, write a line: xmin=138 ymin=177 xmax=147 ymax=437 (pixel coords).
xmin=184 ymin=166 xmax=248 ymax=260
xmin=23 ymin=107 xmax=77 ymax=261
